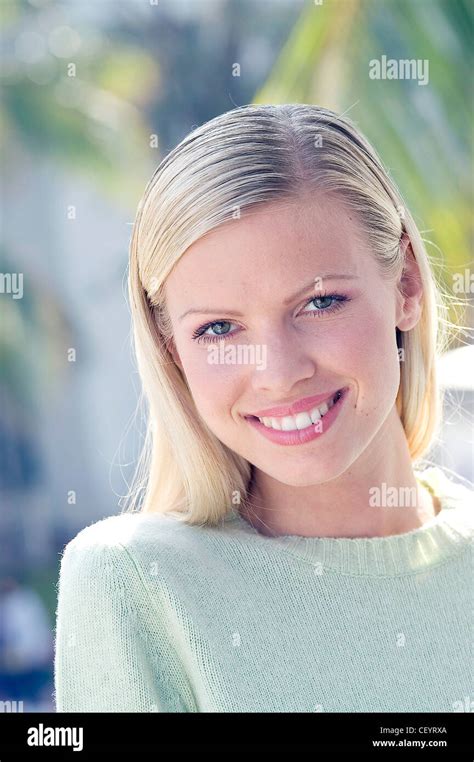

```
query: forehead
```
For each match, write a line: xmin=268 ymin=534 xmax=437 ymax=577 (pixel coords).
xmin=164 ymin=195 xmax=372 ymax=304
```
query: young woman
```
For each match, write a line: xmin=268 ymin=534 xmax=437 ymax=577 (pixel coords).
xmin=54 ymin=104 xmax=472 ymax=713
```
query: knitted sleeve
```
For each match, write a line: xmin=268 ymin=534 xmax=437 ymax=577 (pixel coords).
xmin=53 ymin=531 xmax=193 ymax=712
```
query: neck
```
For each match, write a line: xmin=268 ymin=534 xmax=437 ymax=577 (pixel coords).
xmin=244 ymin=408 xmax=440 ymax=539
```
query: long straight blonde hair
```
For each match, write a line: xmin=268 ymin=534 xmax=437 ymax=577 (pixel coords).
xmin=125 ymin=103 xmax=447 ymax=525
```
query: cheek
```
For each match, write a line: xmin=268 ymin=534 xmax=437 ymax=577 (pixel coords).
xmin=180 ymin=349 xmax=244 ymax=421
xmin=340 ymin=301 xmax=400 ymax=406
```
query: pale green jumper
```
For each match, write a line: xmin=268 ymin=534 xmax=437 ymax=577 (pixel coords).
xmin=54 ymin=467 xmax=473 ymax=712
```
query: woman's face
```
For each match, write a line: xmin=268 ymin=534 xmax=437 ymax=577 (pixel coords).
xmin=164 ymin=195 xmax=419 ymax=487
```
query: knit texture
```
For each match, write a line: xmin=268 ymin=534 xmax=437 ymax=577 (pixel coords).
xmin=54 ymin=467 xmax=473 ymax=713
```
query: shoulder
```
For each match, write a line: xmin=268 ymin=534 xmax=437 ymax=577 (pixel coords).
xmin=58 ymin=511 xmax=203 ymax=589
xmin=61 ymin=511 xmax=185 ymax=556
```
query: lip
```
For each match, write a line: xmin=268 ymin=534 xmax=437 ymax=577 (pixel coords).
xmin=246 ymin=388 xmax=345 ymax=419
xmin=245 ymin=386 xmax=348 ymax=446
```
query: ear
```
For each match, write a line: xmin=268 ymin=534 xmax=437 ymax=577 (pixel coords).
xmin=396 ymin=233 xmax=424 ymax=332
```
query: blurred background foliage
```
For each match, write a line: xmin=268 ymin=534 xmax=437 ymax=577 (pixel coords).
xmin=1 ymin=1 xmax=155 ymax=202
xmin=255 ymin=0 xmax=473 ymax=302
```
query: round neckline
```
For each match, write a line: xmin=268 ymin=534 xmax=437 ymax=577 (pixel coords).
xmin=223 ymin=467 xmax=472 ymax=576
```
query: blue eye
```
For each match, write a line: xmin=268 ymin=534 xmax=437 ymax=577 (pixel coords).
xmin=192 ymin=320 xmax=238 ymax=344
xmin=302 ymin=293 xmax=348 ymax=316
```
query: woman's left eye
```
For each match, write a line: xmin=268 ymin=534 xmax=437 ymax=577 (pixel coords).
xmin=301 ymin=293 xmax=348 ymax=316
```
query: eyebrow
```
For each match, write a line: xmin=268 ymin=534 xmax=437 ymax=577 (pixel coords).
xmin=178 ymin=274 xmax=360 ymax=321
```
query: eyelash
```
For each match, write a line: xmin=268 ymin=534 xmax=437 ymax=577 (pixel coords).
xmin=191 ymin=292 xmax=350 ymax=345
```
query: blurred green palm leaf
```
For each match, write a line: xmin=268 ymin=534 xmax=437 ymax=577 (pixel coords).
xmin=255 ymin=0 xmax=473 ymax=300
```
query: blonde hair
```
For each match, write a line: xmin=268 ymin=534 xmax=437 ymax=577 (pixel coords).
xmin=125 ymin=103 xmax=448 ymax=525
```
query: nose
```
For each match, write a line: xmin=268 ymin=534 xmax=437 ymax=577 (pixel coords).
xmin=249 ymin=329 xmax=316 ymax=395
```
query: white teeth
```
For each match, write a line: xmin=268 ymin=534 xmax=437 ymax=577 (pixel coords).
xmin=295 ymin=412 xmax=313 ymax=430
xmin=318 ymin=402 xmax=329 ymax=416
xmin=256 ymin=392 xmax=340 ymax=431
xmin=281 ymin=416 xmax=296 ymax=431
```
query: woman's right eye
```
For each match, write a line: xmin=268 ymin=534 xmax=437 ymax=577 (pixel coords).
xmin=191 ymin=320 xmax=239 ymax=344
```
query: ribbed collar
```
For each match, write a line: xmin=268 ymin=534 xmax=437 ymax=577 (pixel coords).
xmin=223 ymin=467 xmax=473 ymax=576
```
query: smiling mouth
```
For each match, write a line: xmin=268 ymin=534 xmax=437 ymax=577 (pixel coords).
xmin=245 ymin=389 xmax=343 ymax=432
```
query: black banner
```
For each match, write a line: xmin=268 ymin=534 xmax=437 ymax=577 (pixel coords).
xmin=0 ymin=712 xmax=471 ymax=757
